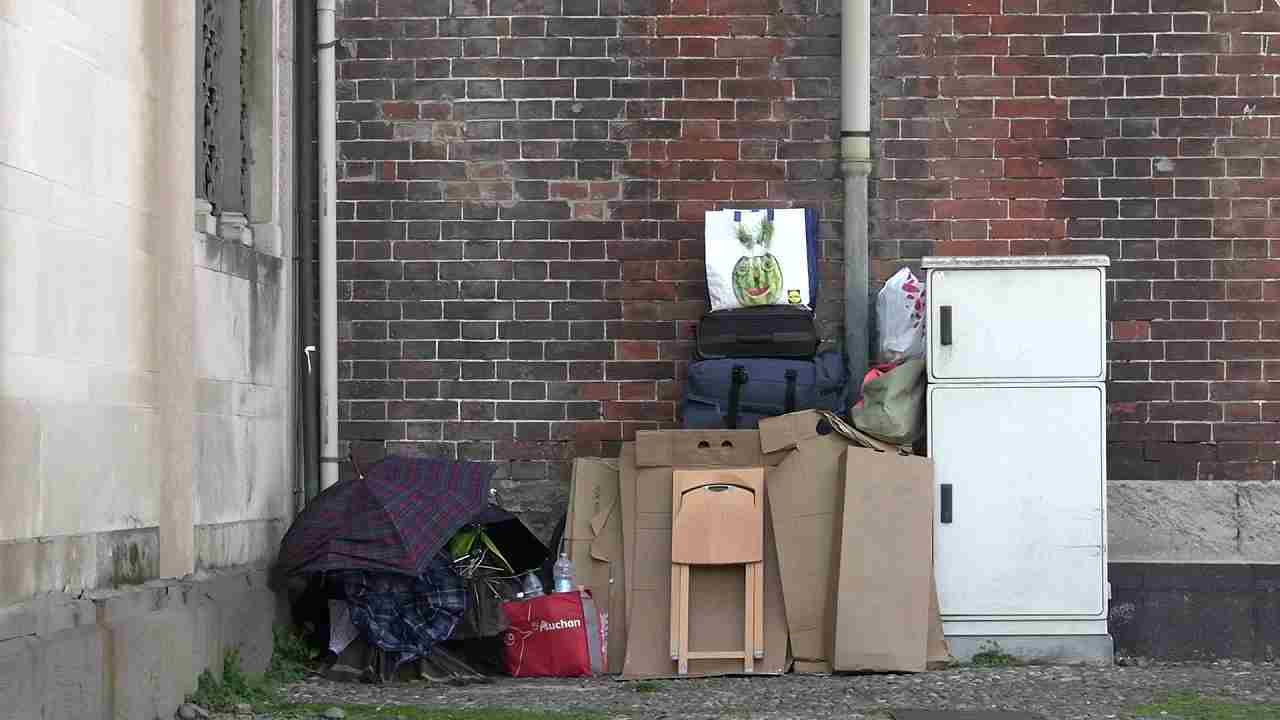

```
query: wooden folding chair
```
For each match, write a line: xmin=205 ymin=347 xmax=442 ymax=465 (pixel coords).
xmin=669 ymin=467 xmax=765 ymax=675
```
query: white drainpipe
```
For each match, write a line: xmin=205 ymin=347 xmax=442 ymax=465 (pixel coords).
xmin=318 ymin=0 xmax=340 ymax=489
xmin=842 ymin=0 xmax=873 ymax=393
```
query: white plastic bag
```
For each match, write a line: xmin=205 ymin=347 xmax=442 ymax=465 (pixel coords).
xmin=876 ymin=267 xmax=927 ymax=363
xmin=704 ymin=208 xmax=812 ymax=312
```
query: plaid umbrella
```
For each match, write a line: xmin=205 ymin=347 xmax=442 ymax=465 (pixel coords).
xmin=278 ymin=456 xmax=494 ymax=576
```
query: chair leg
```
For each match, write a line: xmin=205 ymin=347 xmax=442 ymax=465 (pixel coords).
xmin=743 ymin=563 xmax=754 ymax=673
xmin=669 ymin=561 xmax=680 ymax=662
xmin=677 ymin=565 xmax=690 ymax=675
xmin=747 ymin=561 xmax=757 ymax=655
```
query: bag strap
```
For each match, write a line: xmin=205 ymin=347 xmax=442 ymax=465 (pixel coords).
xmin=726 ymin=365 xmax=748 ymax=429
xmin=784 ymin=369 xmax=798 ymax=414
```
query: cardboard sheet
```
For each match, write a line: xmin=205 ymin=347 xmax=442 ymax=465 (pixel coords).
xmin=760 ymin=410 xmax=949 ymax=672
xmin=567 ymin=456 xmax=626 ymax=673
xmin=759 ymin=426 xmax=849 ymax=666
xmin=620 ymin=430 xmax=790 ymax=679
xmin=834 ymin=446 xmax=936 ymax=673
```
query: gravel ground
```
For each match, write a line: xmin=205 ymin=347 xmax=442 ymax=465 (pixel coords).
xmin=279 ymin=661 xmax=1280 ymax=719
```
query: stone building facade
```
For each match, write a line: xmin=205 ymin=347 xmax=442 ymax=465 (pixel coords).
xmin=0 ymin=2 xmax=297 ymax=716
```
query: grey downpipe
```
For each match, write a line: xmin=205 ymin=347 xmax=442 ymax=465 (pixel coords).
xmin=295 ymin=0 xmax=320 ymax=503
xmin=318 ymin=0 xmax=340 ymax=490
xmin=842 ymin=0 xmax=873 ymax=395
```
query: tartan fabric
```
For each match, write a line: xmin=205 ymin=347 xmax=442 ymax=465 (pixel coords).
xmin=277 ymin=456 xmax=494 ymax=576
xmin=336 ymin=554 xmax=466 ymax=667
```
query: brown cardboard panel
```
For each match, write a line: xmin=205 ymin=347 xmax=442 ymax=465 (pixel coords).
xmin=569 ymin=458 xmax=618 ymax=542
xmin=760 ymin=410 xmax=834 ymax=453
xmin=622 ymin=430 xmax=789 ymax=679
xmin=759 ymin=409 xmax=895 ymax=455
xmin=567 ymin=456 xmax=627 ymax=673
xmin=620 ymin=442 xmax=640 ymax=632
xmin=834 ymin=447 xmax=935 ymax=673
xmin=793 ymin=660 xmax=834 ymax=674
xmin=763 ymin=435 xmax=849 ymax=664
xmin=927 ymin=579 xmax=950 ymax=666
xmin=635 ymin=429 xmax=788 ymax=469
xmin=568 ymin=458 xmax=617 ymax=576
xmin=761 ymin=410 xmax=948 ymax=670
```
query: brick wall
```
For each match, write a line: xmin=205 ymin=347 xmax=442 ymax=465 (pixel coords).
xmin=874 ymin=0 xmax=1280 ymax=482
xmin=335 ymin=0 xmax=843 ymax=530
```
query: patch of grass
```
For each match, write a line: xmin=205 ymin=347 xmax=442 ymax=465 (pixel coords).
xmin=266 ymin=706 xmax=606 ymax=720
xmin=267 ymin=624 xmax=315 ymax=684
xmin=187 ymin=625 xmax=317 ymax=711
xmin=628 ymin=680 xmax=666 ymax=693
xmin=188 ymin=650 xmax=275 ymax=711
xmin=970 ymin=640 xmax=1020 ymax=668
xmin=1129 ymin=692 xmax=1280 ymax=720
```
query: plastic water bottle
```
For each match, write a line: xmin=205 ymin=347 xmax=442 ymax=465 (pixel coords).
xmin=553 ymin=552 xmax=575 ymax=593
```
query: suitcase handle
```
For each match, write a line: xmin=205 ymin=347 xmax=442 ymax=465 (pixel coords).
xmin=940 ymin=306 xmax=953 ymax=346
xmin=941 ymin=484 xmax=953 ymax=524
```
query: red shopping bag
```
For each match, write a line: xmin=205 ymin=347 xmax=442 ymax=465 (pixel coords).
xmin=501 ymin=590 xmax=603 ymax=678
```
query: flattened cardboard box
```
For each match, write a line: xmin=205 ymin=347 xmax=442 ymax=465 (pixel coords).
xmin=620 ymin=430 xmax=790 ymax=679
xmin=758 ymin=414 xmax=848 ymax=669
xmin=835 ymin=446 xmax=945 ymax=672
xmin=567 ymin=456 xmax=626 ymax=674
xmin=759 ymin=411 xmax=948 ymax=673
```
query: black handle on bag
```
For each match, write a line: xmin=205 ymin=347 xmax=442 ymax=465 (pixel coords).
xmin=725 ymin=366 xmax=748 ymax=430
xmin=940 ymin=305 xmax=953 ymax=346
xmin=940 ymin=484 xmax=953 ymax=524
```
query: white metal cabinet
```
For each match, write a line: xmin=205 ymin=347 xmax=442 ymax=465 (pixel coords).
xmin=924 ymin=255 xmax=1110 ymax=640
xmin=930 ymin=384 xmax=1106 ymax=618
xmin=928 ymin=262 xmax=1107 ymax=383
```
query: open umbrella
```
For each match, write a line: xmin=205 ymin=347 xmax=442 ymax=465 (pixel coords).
xmin=448 ymin=506 xmax=548 ymax=576
xmin=277 ymin=456 xmax=494 ymax=577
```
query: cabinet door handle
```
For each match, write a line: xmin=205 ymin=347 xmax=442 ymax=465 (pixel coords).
xmin=940 ymin=305 xmax=953 ymax=346
xmin=940 ymin=484 xmax=953 ymax=524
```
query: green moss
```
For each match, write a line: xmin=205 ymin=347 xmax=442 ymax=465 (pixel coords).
xmin=627 ymin=680 xmax=666 ymax=693
xmin=1128 ymin=692 xmax=1280 ymax=720
xmin=969 ymin=641 xmax=1020 ymax=668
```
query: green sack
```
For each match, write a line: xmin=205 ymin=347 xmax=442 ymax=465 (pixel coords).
xmin=850 ymin=358 xmax=926 ymax=445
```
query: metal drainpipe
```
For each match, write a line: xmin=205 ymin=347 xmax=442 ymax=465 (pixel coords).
xmin=295 ymin=0 xmax=320 ymax=503
xmin=842 ymin=0 xmax=873 ymax=395
xmin=318 ymin=0 xmax=340 ymax=490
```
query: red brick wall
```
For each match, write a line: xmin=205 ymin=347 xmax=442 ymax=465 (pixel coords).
xmin=335 ymin=0 xmax=843 ymax=528
xmin=874 ymin=0 xmax=1280 ymax=481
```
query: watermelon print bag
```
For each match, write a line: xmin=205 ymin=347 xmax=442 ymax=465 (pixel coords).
xmin=705 ymin=208 xmax=815 ymax=312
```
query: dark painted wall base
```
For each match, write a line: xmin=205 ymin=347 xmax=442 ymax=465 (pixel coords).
xmin=1109 ymin=563 xmax=1280 ymax=661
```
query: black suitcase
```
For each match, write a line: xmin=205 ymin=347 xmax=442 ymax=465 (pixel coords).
xmin=695 ymin=306 xmax=820 ymax=360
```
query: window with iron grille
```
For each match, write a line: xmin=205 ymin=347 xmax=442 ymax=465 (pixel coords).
xmin=195 ymin=0 xmax=254 ymax=216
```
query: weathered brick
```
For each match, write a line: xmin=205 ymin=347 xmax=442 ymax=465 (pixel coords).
xmin=340 ymin=0 xmax=1278 ymax=508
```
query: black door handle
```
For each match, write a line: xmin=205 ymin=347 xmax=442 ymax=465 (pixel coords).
xmin=940 ymin=484 xmax=953 ymax=524
xmin=940 ymin=305 xmax=953 ymax=346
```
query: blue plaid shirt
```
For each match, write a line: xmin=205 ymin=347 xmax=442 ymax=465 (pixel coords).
xmin=336 ymin=553 xmax=466 ymax=668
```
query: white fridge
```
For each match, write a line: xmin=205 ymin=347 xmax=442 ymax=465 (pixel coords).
xmin=923 ymin=255 xmax=1112 ymax=661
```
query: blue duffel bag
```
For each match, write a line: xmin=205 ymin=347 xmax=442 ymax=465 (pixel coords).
xmin=680 ymin=351 xmax=851 ymax=430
